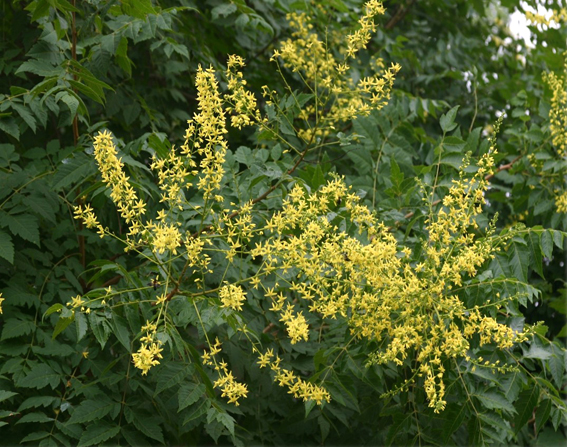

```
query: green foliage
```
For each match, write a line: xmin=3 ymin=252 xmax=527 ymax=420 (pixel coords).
xmin=0 ymin=0 xmax=566 ymax=446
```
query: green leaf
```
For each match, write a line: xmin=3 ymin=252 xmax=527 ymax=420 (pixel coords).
xmin=178 ymin=383 xmax=205 ymax=412
xmin=4 ymin=213 xmax=40 ymax=246
xmin=57 ymin=92 xmax=79 ymax=118
xmin=127 ymin=409 xmax=164 ymax=443
xmin=234 ymin=146 xmax=253 ymax=166
xmin=88 ymin=313 xmax=111 ymax=349
xmin=154 ymin=363 xmax=193 ymax=397
xmin=440 ymin=105 xmax=459 ymax=133
xmin=1 ymin=318 xmax=35 ymax=340
xmin=527 ymin=231 xmax=543 ymax=278
xmin=27 ymin=0 xmax=51 ymax=21
xmin=304 ymin=399 xmax=316 ymax=418
xmin=318 ymin=415 xmax=330 ymax=443
xmin=15 ymin=60 xmax=61 ymax=77
xmin=115 ymin=37 xmax=132 ymax=76
xmin=216 ymin=412 xmax=235 ymax=436
xmin=12 ymin=103 xmax=37 ymax=133
xmin=211 ymin=3 xmax=237 ymax=19
xmin=443 ymin=404 xmax=467 ymax=445
xmin=443 ymin=135 xmax=466 ymax=152
xmin=38 ymin=436 xmax=58 ymax=446
xmin=121 ymin=0 xmax=157 ymax=19
xmin=67 ymin=80 xmax=104 ymax=104
xmin=0 ymin=390 xmax=17 ymax=402
xmin=513 ymin=388 xmax=539 ymax=434
xmin=508 ymin=241 xmax=528 ymax=282
xmin=473 ymin=391 xmax=516 ymax=414
xmin=20 ymin=431 xmax=50 ymax=443
xmin=551 ymin=229 xmax=564 ymax=249
xmin=390 ymin=157 xmax=404 ymax=187
xmin=110 ymin=314 xmax=131 ymax=351
xmin=52 ymin=154 xmax=97 ymax=190
xmin=29 ymin=77 xmax=58 ymax=97
xmin=501 ymin=371 xmax=522 ymax=402
xmin=386 ymin=413 xmax=411 ymax=446
xmin=548 ymin=348 xmax=565 ymax=387
xmin=53 ymin=315 xmax=74 ymax=339
xmin=17 ymin=396 xmax=58 ymax=412
xmin=43 ymin=303 xmax=64 ymax=319
xmin=22 ymin=195 xmax=57 ymax=224
xmin=68 ymin=398 xmax=117 ymax=425
xmin=0 ymin=117 xmax=20 ymax=140
xmin=18 ymin=364 xmax=60 ymax=389
xmin=0 ymin=230 xmax=14 ymax=264
xmin=75 ymin=311 xmax=88 ymax=342
xmin=16 ymin=411 xmax=54 ymax=424
xmin=540 ymin=231 xmax=553 ymax=259
xmin=524 ymin=337 xmax=552 ymax=360
xmin=183 ymin=400 xmax=209 ymax=426
xmin=77 ymin=421 xmax=120 ymax=447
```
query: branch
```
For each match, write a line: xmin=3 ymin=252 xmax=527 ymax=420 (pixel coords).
xmin=484 ymin=155 xmax=522 ymax=181
xmin=385 ymin=0 xmax=417 ymax=30
xmin=190 ymin=143 xmax=311 ymax=239
xmin=401 ymin=154 xmax=522 ymax=222
xmin=163 ymin=143 xmax=314 ymax=303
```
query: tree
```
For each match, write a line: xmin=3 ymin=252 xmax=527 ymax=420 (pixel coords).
xmin=0 ymin=0 xmax=565 ymax=445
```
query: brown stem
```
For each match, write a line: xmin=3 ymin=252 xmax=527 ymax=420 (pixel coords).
xmin=385 ymin=0 xmax=417 ymax=30
xmin=484 ymin=155 xmax=522 ymax=181
xmin=263 ymin=322 xmax=276 ymax=334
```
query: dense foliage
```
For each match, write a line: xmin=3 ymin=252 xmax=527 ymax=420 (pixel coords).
xmin=0 ymin=0 xmax=566 ymax=445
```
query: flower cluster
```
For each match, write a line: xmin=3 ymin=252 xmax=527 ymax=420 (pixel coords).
xmin=219 ymin=284 xmax=247 ymax=311
xmin=345 ymin=0 xmax=386 ymax=58
xmin=543 ymin=59 xmax=567 ymax=157
xmin=556 ymin=191 xmax=567 ymax=213
xmin=257 ymin=349 xmax=330 ymax=405
xmin=272 ymin=2 xmax=400 ymax=141
xmin=145 ymin=221 xmax=182 ymax=255
xmin=252 ymin=155 xmax=531 ymax=412
xmin=132 ymin=342 xmax=164 ymax=376
xmin=182 ymin=66 xmax=228 ymax=202
xmin=73 ymin=204 xmax=104 ymax=236
xmin=525 ymin=8 xmax=567 ymax=26
xmin=225 ymin=55 xmax=264 ymax=129
xmin=132 ymin=321 xmax=163 ymax=375
xmin=217 ymin=200 xmax=256 ymax=263
xmin=278 ymin=303 xmax=309 ymax=344
xmin=92 ymin=130 xmax=146 ymax=226
xmin=150 ymin=148 xmax=195 ymax=210
xmin=202 ymin=338 xmax=248 ymax=405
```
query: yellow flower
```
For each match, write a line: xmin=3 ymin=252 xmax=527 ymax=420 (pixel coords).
xmin=219 ymin=284 xmax=247 ymax=311
xmin=67 ymin=295 xmax=85 ymax=309
xmin=0 ymin=292 xmax=4 ymax=314
xmin=132 ymin=342 xmax=163 ymax=375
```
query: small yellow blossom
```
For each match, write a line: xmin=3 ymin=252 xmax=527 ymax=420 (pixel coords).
xmin=219 ymin=284 xmax=247 ymax=311
xmin=132 ymin=342 xmax=163 ymax=375
xmin=543 ymin=59 xmax=567 ymax=157
xmin=67 ymin=295 xmax=85 ymax=309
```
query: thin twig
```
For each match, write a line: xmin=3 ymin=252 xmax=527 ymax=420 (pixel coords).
xmin=402 ymin=155 xmax=522 ymax=222
xmin=385 ymin=0 xmax=417 ymax=30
